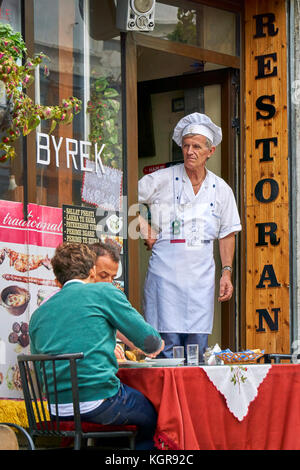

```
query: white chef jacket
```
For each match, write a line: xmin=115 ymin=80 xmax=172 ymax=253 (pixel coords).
xmin=138 ymin=163 xmax=241 ymax=334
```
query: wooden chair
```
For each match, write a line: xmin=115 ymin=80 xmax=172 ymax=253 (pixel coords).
xmin=17 ymin=353 xmax=137 ymax=450
xmin=0 ymin=423 xmax=35 ymax=450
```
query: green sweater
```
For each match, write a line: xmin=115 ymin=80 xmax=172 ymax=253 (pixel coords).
xmin=29 ymin=281 xmax=162 ymax=404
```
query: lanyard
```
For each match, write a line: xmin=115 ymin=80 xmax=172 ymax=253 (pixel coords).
xmin=171 ymin=166 xmax=216 ymax=245
xmin=171 ymin=165 xmax=185 ymax=242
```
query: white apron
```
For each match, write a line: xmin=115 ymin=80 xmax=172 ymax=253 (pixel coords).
xmin=143 ymin=164 xmax=220 ymax=334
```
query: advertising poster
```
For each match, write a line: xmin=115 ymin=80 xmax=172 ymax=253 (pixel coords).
xmin=0 ymin=200 xmax=62 ymax=399
xmin=62 ymin=204 xmax=99 ymax=245
xmin=95 ymin=209 xmax=125 ymax=291
xmin=63 ymin=204 xmax=124 ymax=291
xmin=0 ymin=200 xmax=125 ymax=399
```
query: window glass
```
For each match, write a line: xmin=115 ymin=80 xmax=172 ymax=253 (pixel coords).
xmin=0 ymin=0 xmax=23 ymax=202
xmin=33 ymin=0 xmax=123 ymax=209
xmin=0 ymin=0 xmax=125 ymax=401
xmin=151 ymin=1 xmax=239 ymax=57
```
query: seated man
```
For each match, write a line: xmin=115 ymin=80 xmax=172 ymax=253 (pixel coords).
xmin=90 ymin=240 xmax=121 ymax=284
xmin=29 ymin=242 xmax=164 ymax=450
xmin=89 ymin=241 xmax=143 ymax=357
xmin=40 ymin=240 xmax=141 ymax=359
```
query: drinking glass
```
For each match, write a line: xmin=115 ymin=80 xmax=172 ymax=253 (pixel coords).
xmin=173 ymin=346 xmax=184 ymax=359
xmin=187 ymin=344 xmax=199 ymax=366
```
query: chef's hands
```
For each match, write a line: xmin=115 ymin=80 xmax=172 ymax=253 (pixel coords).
xmin=142 ymin=226 xmax=158 ymax=251
xmin=218 ymin=234 xmax=235 ymax=302
xmin=138 ymin=215 xmax=158 ymax=251
xmin=144 ymin=237 xmax=157 ymax=251
xmin=218 ymin=271 xmax=233 ymax=302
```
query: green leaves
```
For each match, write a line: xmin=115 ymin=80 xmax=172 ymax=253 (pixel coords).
xmin=95 ymin=77 xmax=109 ymax=92
xmin=103 ymin=88 xmax=119 ymax=98
xmin=0 ymin=24 xmax=26 ymax=60
xmin=0 ymin=26 xmax=82 ymax=162
xmin=230 ymin=365 xmax=248 ymax=392
xmin=87 ymin=76 xmax=121 ymax=168
xmin=108 ymin=99 xmax=120 ymax=113
xmin=49 ymin=119 xmax=57 ymax=134
xmin=22 ymin=116 xmax=40 ymax=136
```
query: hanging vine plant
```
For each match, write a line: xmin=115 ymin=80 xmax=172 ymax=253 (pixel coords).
xmin=87 ymin=76 xmax=122 ymax=169
xmin=0 ymin=24 xmax=82 ymax=161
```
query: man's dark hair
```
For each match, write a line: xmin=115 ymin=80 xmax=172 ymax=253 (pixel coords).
xmin=89 ymin=241 xmax=121 ymax=263
xmin=51 ymin=243 xmax=96 ymax=285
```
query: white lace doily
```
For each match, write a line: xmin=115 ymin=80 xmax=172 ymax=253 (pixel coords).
xmin=201 ymin=364 xmax=272 ymax=421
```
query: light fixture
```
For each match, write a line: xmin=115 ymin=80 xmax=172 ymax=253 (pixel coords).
xmin=116 ymin=0 xmax=155 ymax=31
xmin=132 ymin=0 xmax=154 ymax=14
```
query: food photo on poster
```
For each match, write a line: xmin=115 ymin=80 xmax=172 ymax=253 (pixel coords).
xmin=0 ymin=197 xmax=126 ymax=399
xmin=0 ymin=200 xmax=62 ymax=398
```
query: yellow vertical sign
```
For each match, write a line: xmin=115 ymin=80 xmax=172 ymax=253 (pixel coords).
xmin=245 ymin=1 xmax=289 ymax=353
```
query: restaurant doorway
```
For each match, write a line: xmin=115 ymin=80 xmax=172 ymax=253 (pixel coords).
xmin=137 ymin=66 xmax=240 ymax=349
xmin=124 ymin=1 xmax=242 ymax=351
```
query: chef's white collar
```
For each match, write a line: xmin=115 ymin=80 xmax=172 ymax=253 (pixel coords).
xmin=182 ymin=165 xmax=209 ymax=188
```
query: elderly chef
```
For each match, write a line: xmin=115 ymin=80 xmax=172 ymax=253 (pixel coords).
xmin=138 ymin=113 xmax=242 ymax=360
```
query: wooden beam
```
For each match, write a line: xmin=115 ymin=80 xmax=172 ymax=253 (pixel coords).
xmin=56 ymin=0 xmax=74 ymax=207
xmin=24 ymin=0 xmax=37 ymax=204
xmin=125 ymin=33 xmax=140 ymax=310
xmin=238 ymin=1 xmax=246 ymax=350
xmin=192 ymin=0 xmax=243 ymax=12
xmin=220 ymin=70 xmax=236 ymax=349
xmin=134 ymin=33 xmax=240 ymax=69
xmin=244 ymin=0 xmax=289 ymax=354
xmin=161 ymin=0 xmax=243 ymax=13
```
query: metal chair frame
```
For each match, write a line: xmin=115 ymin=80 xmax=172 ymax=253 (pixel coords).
xmin=259 ymin=353 xmax=300 ymax=364
xmin=0 ymin=422 xmax=36 ymax=450
xmin=17 ymin=352 xmax=136 ymax=450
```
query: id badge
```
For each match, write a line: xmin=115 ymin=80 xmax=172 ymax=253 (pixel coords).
xmin=170 ymin=218 xmax=185 ymax=244
xmin=172 ymin=219 xmax=181 ymax=235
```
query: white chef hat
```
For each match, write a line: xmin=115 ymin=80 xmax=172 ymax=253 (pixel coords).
xmin=172 ymin=112 xmax=222 ymax=147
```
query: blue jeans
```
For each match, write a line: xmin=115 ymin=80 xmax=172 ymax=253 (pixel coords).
xmin=81 ymin=383 xmax=157 ymax=450
xmin=158 ymin=333 xmax=208 ymax=362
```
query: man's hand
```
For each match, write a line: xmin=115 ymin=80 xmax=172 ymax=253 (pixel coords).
xmin=146 ymin=340 xmax=165 ymax=358
xmin=114 ymin=343 xmax=126 ymax=360
xmin=144 ymin=237 xmax=157 ymax=251
xmin=218 ymin=233 xmax=235 ymax=302
xmin=218 ymin=271 xmax=233 ymax=302
xmin=139 ymin=215 xmax=158 ymax=251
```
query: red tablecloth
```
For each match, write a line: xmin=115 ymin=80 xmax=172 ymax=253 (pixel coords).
xmin=118 ymin=364 xmax=300 ymax=450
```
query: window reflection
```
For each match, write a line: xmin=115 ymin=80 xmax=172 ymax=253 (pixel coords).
xmin=0 ymin=0 xmax=23 ymax=202
xmin=33 ymin=0 xmax=122 ymax=208
xmin=150 ymin=1 xmax=239 ymax=57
